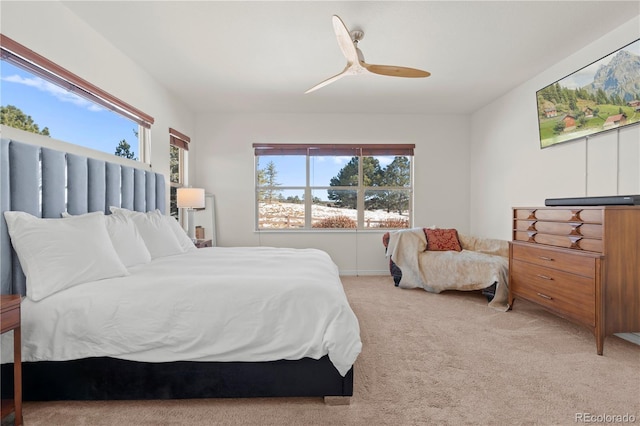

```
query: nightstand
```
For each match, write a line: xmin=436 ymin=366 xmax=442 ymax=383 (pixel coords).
xmin=1 ymin=295 xmax=22 ymax=426
xmin=194 ymin=239 xmax=212 ymax=248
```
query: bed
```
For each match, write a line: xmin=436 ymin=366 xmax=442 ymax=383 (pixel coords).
xmin=0 ymin=138 xmax=361 ymax=402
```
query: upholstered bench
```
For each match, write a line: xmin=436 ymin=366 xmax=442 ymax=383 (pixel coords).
xmin=382 ymin=228 xmax=510 ymax=310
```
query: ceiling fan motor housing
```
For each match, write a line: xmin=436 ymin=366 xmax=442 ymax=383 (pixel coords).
xmin=350 ymin=30 xmax=364 ymax=43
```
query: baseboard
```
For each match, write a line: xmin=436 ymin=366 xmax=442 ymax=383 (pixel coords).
xmin=615 ymin=333 xmax=640 ymax=346
xmin=339 ymin=270 xmax=389 ymax=276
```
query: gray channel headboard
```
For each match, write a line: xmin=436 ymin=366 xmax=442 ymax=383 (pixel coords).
xmin=0 ymin=138 xmax=166 ymax=296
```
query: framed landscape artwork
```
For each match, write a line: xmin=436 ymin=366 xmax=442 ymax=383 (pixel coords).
xmin=537 ymin=38 xmax=640 ymax=148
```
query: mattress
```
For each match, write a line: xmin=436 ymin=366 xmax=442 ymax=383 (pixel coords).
xmin=1 ymin=247 xmax=361 ymax=376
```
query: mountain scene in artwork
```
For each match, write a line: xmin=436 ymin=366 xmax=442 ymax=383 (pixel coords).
xmin=537 ymin=39 xmax=640 ymax=148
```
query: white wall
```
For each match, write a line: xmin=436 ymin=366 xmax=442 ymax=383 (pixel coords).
xmin=0 ymin=1 xmax=196 ymax=195
xmin=193 ymin=113 xmax=470 ymax=274
xmin=470 ymin=16 xmax=640 ymax=240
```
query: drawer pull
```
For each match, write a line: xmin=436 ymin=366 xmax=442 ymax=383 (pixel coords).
xmin=538 ymin=256 xmax=554 ymax=261
xmin=536 ymin=274 xmax=553 ymax=280
xmin=536 ymin=292 xmax=553 ymax=300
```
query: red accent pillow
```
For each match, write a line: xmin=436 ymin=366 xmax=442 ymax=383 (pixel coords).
xmin=382 ymin=232 xmax=390 ymax=248
xmin=425 ymin=228 xmax=462 ymax=252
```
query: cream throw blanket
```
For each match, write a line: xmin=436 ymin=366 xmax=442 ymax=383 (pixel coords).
xmin=386 ymin=228 xmax=509 ymax=311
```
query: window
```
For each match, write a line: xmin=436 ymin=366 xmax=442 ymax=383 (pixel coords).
xmin=254 ymin=144 xmax=414 ymax=230
xmin=169 ymin=128 xmax=190 ymax=220
xmin=0 ymin=34 xmax=153 ymax=160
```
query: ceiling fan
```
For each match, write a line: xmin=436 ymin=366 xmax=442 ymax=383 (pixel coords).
xmin=305 ymin=15 xmax=431 ymax=94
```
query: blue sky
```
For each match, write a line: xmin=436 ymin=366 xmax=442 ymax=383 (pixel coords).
xmin=1 ymin=61 xmax=138 ymax=156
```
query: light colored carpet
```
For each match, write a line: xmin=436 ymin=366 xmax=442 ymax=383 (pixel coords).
xmin=19 ymin=276 xmax=640 ymax=425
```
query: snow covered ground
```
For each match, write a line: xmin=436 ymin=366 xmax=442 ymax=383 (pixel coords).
xmin=258 ymin=202 xmax=409 ymax=229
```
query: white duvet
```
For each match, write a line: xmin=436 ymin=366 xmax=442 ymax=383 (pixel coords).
xmin=2 ymin=247 xmax=361 ymax=376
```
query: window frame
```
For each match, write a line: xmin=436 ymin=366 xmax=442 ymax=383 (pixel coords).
xmin=169 ymin=128 xmax=190 ymax=225
xmin=254 ymin=143 xmax=414 ymax=231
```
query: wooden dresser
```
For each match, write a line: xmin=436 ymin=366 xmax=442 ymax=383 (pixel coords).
xmin=508 ymin=206 xmax=640 ymax=355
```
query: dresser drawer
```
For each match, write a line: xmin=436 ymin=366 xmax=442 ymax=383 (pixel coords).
xmin=511 ymin=260 xmax=595 ymax=326
xmin=514 ymin=208 xmax=603 ymax=223
xmin=511 ymin=243 xmax=597 ymax=278
xmin=513 ymin=232 xmax=603 ymax=253
xmin=514 ymin=220 xmax=602 ymax=239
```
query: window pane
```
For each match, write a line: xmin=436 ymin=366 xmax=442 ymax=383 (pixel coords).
xmin=0 ymin=60 xmax=140 ymax=158
xmin=311 ymin=156 xmax=358 ymax=186
xmin=325 ymin=186 xmax=358 ymax=209
xmin=366 ymin=155 xmax=411 ymax=187
xmin=170 ymin=145 xmax=181 ymax=184
xmin=258 ymin=190 xmax=305 ymax=229
xmin=170 ymin=186 xmax=179 ymax=219
xmin=312 ymin=189 xmax=357 ymax=229
xmin=170 ymin=141 xmax=185 ymax=222
xmin=364 ymin=190 xmax=410 ymax=228
xmin=257 ymin=155 xmax=305 ymax=187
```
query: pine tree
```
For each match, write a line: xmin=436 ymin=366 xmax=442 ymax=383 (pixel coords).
xmin=328 ymin=157 xmax=382 ymax=209
xmin=0 ymin=105 xmax=50 ymax=136
xmin=378 ymin=157 xmax=410 ymax=214
xmin=257 ymin=160 xmax=281 ymax=203
xmin=596 ymin=89 xmax=609 ymax=105
xmin=115 ymin=139 xmax=136 ymax=159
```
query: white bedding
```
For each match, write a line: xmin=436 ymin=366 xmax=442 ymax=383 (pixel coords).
xmin=1 ymin=247 xmax=361 ymax=376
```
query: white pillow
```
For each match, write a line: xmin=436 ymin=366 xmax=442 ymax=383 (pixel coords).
xmin=104 ymin=214 xmax=153 ymax=266
xmin=62 ymin=212 xmax=152 ymax=268
xmin=110 ymin=207 xmax=185 ymax=259
xmin=163 ymin=216 xmax=197 ymax=252
xmin=3 ymin=211 xmax=129 ymax=301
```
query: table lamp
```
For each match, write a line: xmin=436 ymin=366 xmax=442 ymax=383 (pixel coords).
xmin=177 ymin=187 xmax=205 ymax=239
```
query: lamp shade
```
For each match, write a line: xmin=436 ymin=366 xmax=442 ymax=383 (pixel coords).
xmin=177 ymin=187 xmax=205 ymax=209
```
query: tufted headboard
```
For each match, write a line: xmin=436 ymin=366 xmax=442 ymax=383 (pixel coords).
xmin=0 ymin=138 xmax=166 ymax=296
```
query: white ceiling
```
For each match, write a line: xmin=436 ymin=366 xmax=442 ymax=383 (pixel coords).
xmin=61 ymin=1 xmax=639 ymax=115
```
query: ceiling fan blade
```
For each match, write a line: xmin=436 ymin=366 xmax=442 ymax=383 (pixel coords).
xmin=304 ymin=69 xmax=349 ymax=94
xmin=363 ymin=63 xmax=431 ymax=78
xmin=332 ymin=15 xmax=359 ymax=64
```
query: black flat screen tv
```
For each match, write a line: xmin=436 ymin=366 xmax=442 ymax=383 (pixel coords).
xmin=537 ymin=38 xmax=640 ymax=149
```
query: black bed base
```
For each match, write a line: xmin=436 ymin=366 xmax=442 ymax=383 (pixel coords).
xmin=1 ymin=356 xmax=353 ymax=401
